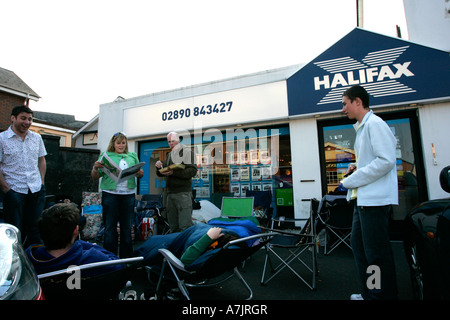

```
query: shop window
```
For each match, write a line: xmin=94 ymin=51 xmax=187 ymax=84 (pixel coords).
xmin=193 ymin=131 xmax=291 ymax=202
xmin=139 ymin=126 xmax=292 ymax=216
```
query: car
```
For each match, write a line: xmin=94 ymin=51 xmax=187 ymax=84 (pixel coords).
xmin=404 ymin=165 xmax=450 ymax=300
xmin=0 ymin=223 xmax=44 ymax=300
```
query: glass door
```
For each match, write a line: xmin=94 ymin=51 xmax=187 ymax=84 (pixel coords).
xmin=318 ymin=110 xmax=427 ymax=225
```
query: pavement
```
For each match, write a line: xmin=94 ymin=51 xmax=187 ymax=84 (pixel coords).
xmin=126 ymin=239 xmax=414 ymax=301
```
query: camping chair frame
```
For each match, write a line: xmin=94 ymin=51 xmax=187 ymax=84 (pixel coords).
xmin=260 ymin=199 xmax=319 ymax=290
xmin=317 ymin=196 xmax=353 ymax=255
xmin=137 ymin=194 xmax=170 ymax=235
xmin=150 ymin=233 xmax=277 ymax=300
xmin=37 ymin=257 xmax=143 ymax=300
xmin=245 ymin=190 xmax=273 ymax=226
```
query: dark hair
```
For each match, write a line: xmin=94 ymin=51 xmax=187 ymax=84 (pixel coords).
xmin=343 ymin=85 xmax=369 ymax=109
xmin=38 ymin=203 xmax=80 ymax=250
xmin=11 ymin=105 xmax=33 ymax=117
xmin=206 ymin=233 xmax=246 ymax=252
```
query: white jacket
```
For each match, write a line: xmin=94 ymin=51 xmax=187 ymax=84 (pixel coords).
xmin=342 ymin=110 xmax=398 ymax=206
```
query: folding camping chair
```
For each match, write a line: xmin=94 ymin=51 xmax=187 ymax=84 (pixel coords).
xmin=245 ymin=190 xmax=273 ymax=225
xmin=151 ymin=233 xmax=277 ymax=300
xmin=260 ymin=198 xmax=319 ymax=290
xmin=136 ymin=194 xmax=170 ymax=236
xmin=317 ymin=195 xmax=353 ymax=255
xmin=37 ymin=257 xmax=143 ymax=300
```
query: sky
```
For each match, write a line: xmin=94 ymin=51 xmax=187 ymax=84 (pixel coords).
xmin=0 ymin=0 xmax=408 ymax=122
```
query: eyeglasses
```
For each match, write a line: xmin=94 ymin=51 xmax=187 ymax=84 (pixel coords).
xmin=113 ymin=132 xmax=126 ymax=138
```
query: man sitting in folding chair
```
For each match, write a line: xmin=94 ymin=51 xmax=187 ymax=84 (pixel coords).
xmin=26 ymin=203 xmax=125 ymax=277
xmin=26 ymin=203 xmax=143 ymax=300
xmin=260 ymin=198 xmax=319 ymax=291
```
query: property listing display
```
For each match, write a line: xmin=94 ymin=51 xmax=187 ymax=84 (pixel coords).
xmin=194 ymin=164 xmax=274 ymax=199
xmin=192 ymin=128 xmax=292 ymax=202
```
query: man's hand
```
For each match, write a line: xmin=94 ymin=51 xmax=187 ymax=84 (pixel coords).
xmin=207 ymin=227 xmax=224 ymax=240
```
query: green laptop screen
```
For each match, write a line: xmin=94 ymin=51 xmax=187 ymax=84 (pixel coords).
xmin=221 ymin=197 xmax=254 ymax=217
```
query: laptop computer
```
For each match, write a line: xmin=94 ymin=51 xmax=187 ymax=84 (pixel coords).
xmin=220 ymin=197 xmax=254 ymax=218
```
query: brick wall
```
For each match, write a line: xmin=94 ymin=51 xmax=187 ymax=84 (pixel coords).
xmin=0 ymin=91 xmax=26 ymax=131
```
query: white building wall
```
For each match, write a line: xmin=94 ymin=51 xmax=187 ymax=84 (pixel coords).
xmin=98 ymin=101 xmax=126 ymax=152
xmin=290 ymin=118 xmax=323 ymax=220
xmin=404 ymin=0 xmax=450 ymax=52
xmin=418 ymin=101 xmax=450 ymax=199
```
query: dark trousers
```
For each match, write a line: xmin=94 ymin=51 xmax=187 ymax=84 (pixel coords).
xmin=101 ymin=192 xmax=135 ymax=258
xmin=351 ymin=204 xmax=398 ymax=300
xmin=3 ymin=185 xmax=46 ymax=248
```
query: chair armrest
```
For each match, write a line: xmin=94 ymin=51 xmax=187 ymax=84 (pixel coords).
xmin=158 ymin=248 xmax=190 ymax=272
xmin=38 ymin=256 xmax=144 ymax=279
xmin=260 ymin=226 xmax=315 ymax=240
xmin=223 ymin=232 xmax=278 ymax=249
xmin=271 ymin=216 xmax=308 ymax=223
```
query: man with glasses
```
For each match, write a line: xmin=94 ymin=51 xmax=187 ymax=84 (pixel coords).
xmin=156 ymin=131 xmax=197 ymax=233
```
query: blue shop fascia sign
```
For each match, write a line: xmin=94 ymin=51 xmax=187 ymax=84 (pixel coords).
xmin=287 ymin=28 xmax=450 ymax=117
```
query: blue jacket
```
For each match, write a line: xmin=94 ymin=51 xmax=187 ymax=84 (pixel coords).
xmin=26 ymin=240 xmax=124 ymax=277
xmin=342 ymin=110 xmax=398 ymax=206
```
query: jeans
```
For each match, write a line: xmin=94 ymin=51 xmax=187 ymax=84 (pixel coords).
xmin=101 ymin=192 xmax=135 ymax=258
xmin=3 ymin=185 xmax=46 ymax=248
xmin=351 ymin=204 xmax=398 ymax=300
xmin=166 ymin=192 xmax=193 ymax=233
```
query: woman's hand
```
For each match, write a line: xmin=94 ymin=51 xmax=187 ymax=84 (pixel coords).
xmin=136 ymin=169 xmax=144 ymax=178
xmin=93 ymin=161 xmax=104 ymax=170
xmin=91 ymin=161 xmax=104 ymax=180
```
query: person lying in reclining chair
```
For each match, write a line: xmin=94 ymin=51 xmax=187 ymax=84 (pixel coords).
xmin=134 ymin=218 xmax=261 ymax=268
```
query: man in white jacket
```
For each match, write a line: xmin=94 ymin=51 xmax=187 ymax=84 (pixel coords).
xmin=341 ymin=85 xmax=398 ymax=300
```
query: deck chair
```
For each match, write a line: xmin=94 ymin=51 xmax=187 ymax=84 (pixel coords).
xmin=317 ymin=195 xmax=353 ymax=255
xmin=37 ymin=257 xmax=143 ymax=300
xmin=260 ymin=198 xmax=319 ymax=290
xmin=150 ymin=233 xmax=277 ymax=300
